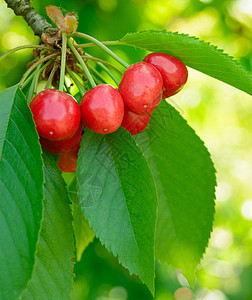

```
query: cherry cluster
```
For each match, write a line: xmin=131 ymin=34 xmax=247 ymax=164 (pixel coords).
xmin=81 ymin=52 xmax=188 ymax=135
xmin=29 ymin=52 xmax=188 ymax=173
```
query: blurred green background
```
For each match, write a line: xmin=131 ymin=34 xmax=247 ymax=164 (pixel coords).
xmin=0 ymin=0 xmax=252 ymax=299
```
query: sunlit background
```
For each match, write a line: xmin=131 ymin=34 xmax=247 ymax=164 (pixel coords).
xmin=0 ymin=0 xmax=251 ymax=299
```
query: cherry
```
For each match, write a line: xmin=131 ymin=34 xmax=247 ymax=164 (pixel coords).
xmin=30 ymin=89 xmax=81 ymax=140
xmin=143 ymin=53 xmax=188 ymax=98
xmin=121 ymin=106 xmax=151 ymax=135
xmin=119 ymin=62 xmax=163 ymax=115
xmin=80 ymin=84 xmax=124 ymax=134
xmin=57 ymin=134 xmax=83 ymax=173
xmin=39 ymin=122 xmax=83 ymax=154
xmin=58 ymin=147 xmax=78 ymax=173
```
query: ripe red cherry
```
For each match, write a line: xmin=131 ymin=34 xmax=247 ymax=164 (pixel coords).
xmin=58 ymin=134 xmax=83 ymax=173
xmin=58 ymin=147 xmax=78 ymax=173
xmin=80 ymin=84 xmax=124 ymax=134
xmin=39 ymin=122 xmax=83 ymax=154
xmin=30 ymin=89 xmax=81 ymax=140
xmin=119 ymin=62 xmax=163 ymax=115
xmin=143 ymin=53 xmax=188 ymax=98
xmin=121 ymin=107 xmax=151 ymax=135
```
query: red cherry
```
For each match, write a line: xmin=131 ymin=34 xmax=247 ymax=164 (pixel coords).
xmin=143 ymin=53 xmax=188 ymax=98
xmin=57 ymin=134 xmax=82 ymax=173
xmin=80 ymin=84 xmax=124 ymax=134
xmin=57 ymin=148 xmax=78 ymax=173
xmin=30 ymin=89 xmax=81 ymax=140
xmin=121 ymin=107 xmax=151 ymax=135
xmin=119 ymin=62 xmax=163 ymax=115
xmin=39 ymin=122 xmax=83 ymax=154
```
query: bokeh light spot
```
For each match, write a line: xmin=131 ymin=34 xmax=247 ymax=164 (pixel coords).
xmin=174 ymin=287 xmax=193 ymax=300
xmin=2 ymin=31 xmax=31 ymax=50
xmin=203 ymin=290 xmax=228 ymax=300
xmin=211 ymin=227 xmax=233 ymax=249
xmin=241 ymin=199 xmax=252 ymax=220
xmin=205 ymin=259 xmax=233 ymax=278
xmin=216 ymin=182 xmax=232 ymax=202
xmin=180 ymin=88 xmax=202 ymax=109
xmin=108 ymin=286 xmax=127 ymax=300
xmin=232 ymin=160 xmax=252 ymax=181
xmin=98 ymin=0 xmax=118 ymax=12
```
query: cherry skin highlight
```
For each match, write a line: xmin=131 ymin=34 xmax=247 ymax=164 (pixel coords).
xmin=119 ymin=62 xmax=163 ymax=115
xmin=57 ymin=133 xmax=83 ymax=173
xmin=30 ymin=89 xmax=81 ymax=140
xmin=80 ymin=84 xmax=124 ymax=134
xmin=39 ymin=122 xmax=83 ymax=154
xmin=121 ymin=107 xmax=151 ymax=135
xmin=143 ymin=53 xmax=188 ymax=98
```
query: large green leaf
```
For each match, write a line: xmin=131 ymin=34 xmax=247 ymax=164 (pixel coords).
xmin=68 ymin=178 xmax=95 ymax=262
xmin=118 ymin=30 xmax=252 ymax=96
xmin=0 ymin=85 xmax=44 ymax=300
xmin=76 ymin=127 xmax=157 ymax=294
xmin=135 ymin=101 xmax=216 ymax=285
xmin=21 ymin=153 xmax=75 ymax=299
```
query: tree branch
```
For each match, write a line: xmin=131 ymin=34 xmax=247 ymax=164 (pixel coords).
xmin=4 ymin=0 xmax=54 ymax=37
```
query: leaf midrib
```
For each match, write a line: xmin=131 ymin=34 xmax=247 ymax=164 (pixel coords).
xmin=106 ymin=137 xmax=143 ymax=273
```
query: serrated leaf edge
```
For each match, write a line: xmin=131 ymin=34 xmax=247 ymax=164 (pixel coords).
xmin=139 ymin=101 xmax=217 ymax=285
xmin=119 ymin=30 xmax=252 ymax=94
xmin=0 ymin=86 xmax=45 ymax=299
xmin=76 ymin=131 xmax=158 ymax=296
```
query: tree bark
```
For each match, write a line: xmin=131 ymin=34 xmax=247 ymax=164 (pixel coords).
xmin=4 ymin=0 xmax=53 ymax=36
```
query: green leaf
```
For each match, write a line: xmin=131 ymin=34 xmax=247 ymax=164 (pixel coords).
xmin=21 ymin=153 xmax=75 ymax=300
xmin=68 ymin=178 xmax=95 ymax=262
xmin=76 ymin=127 xmax=157 ymax=294
xmin=119 ymin=30 xmax=252 ymax=96
xmin=0 ymin=85 xmax=44 ymax=300
xmin=135 ymin=101 xmax=216 ymax=285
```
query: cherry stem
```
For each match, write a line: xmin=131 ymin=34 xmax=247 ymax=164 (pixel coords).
xmin=81 ymin=55 xmax=122 ymax=75
xmin=97 ymin=63 xmax=120 ymax=86
xmin=27 ymin=64 xmax=42 ymax=103
xmin=45 ymin=63 xmax=58 ymax=90
xmin=88 ymin=64 xmax=107 ymax=84
xmin=66 ymin=65 xmax=86 ymax=96
xmin=67 ymin=38 xmax=96 ymax=88
xmin=38 ymin=59 xmax=53 ymax=80
xmin=59 ymin=32 xmax=67 ymax=92
xmin=20 ymin=70 xmax=36 ymax=89
xmin=84 ymin=53 xmax=120 ymax=85
xmin=64 ymin=79 xmax=71 ymax=95
xmin=19 ymin=52 xmax=60 ymax=88
xmin=76 ymin=41 xmax=121 ymax=48
xmin=0 ymin=45 xmax=52 ymax=61
xmin=26 ymin=58 xmax=52 ymax=102
xmin=74 ymin=32 xmax=129 ymax=69
xmin=87 ymin=60 xmax=120 ymax=86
